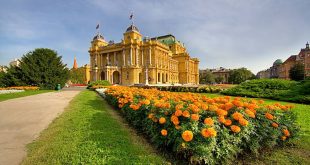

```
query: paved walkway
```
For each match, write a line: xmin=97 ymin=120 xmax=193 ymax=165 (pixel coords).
xmin=0 ymin=90 xmax=81 ymax=165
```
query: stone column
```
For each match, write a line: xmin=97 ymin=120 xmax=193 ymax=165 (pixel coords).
xmin=136 ymin=48 xmax=139 ymax=66
xmin=114 ymin=52 xmax=116 ymax=66
xmin=149 ymin=48 xmax=152 ymax=66
xmin=123 ymin=49 xmax=125 ymax=66
xmin=130 ymin=47 xmax=133 ymax=65
xmin=141 ymin=49 xmax=144 ymax=66
xmin=107 ymin=53 xmax=110 ymax=66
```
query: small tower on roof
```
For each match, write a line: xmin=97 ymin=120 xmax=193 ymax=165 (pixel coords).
xmin=73 ymin=56 xmax=78 ymax=69
xmin=306 ymin=42 xmax=309 ymax=49
xmin=123 ymin=11 xmax=142 ymax=43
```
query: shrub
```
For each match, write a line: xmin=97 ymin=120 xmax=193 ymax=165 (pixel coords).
xmin=105 ymin=86 xmax=299 ymax=164
xmin=88 ymin=80 xmax=111 ymax=89
xmin=221 ymin=79 xmax=309 ymax=104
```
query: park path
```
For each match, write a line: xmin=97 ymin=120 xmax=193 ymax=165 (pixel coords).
xmin=0 ymin=89 xmax=83 ymax=165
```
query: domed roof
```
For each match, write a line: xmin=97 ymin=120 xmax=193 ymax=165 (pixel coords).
xmin=273 ymin=59 xmax=283 ymax=66
xmin=126 ymin=24 xmax=140 ymax=33
xmin=93 ymin=34 xmax=105 ymax=41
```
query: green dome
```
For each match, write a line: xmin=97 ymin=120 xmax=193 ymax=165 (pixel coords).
xmin=273 ymin=59 xmax=283 ymax=65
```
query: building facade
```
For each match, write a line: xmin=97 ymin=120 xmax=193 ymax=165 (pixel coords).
xmin=88 ymin=24 xmax=199 ymax=85
xmin=279 ymin=42 xmax=310 ymax=79
xmin=257 ymin=42 xmax=310 ymax=80
xmin=9 ymin=59 xmax=20 ymax=67
xmin=199 ymin=67 xmax=231 ymax=84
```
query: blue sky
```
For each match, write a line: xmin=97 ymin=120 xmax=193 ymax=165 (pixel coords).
xmin=0 ymin=0 xmax=309 ymax=74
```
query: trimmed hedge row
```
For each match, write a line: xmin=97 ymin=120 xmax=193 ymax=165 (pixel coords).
xmin=104 ymin=86 xmax=299 ymax=164
xmin=221 ymin=79 xmax=310 ymax=104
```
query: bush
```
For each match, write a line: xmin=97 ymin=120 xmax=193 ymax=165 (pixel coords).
xmin=88 ymin=80 xmax=111 ymax=89
xmin=105 ymin=86 xmax=299 ymax=164
xmin=221 ymin=79 xmax=310 ymax=104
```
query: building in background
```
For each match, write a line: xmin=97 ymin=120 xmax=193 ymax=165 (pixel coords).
xmin=73 ymin=56 xmax=78 ymax=69
xmin=199 ymin=67 xmax=231 ymax=84
xmin=0 ymin=65 xmax=7 ymax=72
xmin=258 ymin=42 xmax=310 ymax=80
xmin=9 ymin=58 xmax=20 ymax=67
xmin=88 ymin=22 xmax=199 ymax=85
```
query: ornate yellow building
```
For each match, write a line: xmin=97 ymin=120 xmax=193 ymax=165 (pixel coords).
xmin=88 ymin=23 xmax=199 ymax=85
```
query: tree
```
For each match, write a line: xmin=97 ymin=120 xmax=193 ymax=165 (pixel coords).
xmin=289 ymin=63 xmax=305 ymax=81
xmin=228 ymin=68 xmax=255 ymax=84
xmin=215 ymin=76 xmax=224 ymax=84
xmin=69 ymin=67 xmax=86 ymax=84
xmin=200 ymin=70 xmax=215 ymax=84
xmin=4 ymin=48 xmax=69 ymax=89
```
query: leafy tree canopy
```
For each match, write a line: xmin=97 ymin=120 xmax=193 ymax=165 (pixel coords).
xmin=228 ymin=68 xmax=255 ymax=84
xmin=200 ymin=70 xmax=215 ymax=84
xmin=3 ymin=48 xmax=69 ymax=89
xmin=69 ymin=67 xmax=86 ymax=84
xmin=289 ymin=63 xmax=305 ymax=81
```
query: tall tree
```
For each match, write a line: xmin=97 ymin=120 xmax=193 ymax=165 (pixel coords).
xmin=215 ymin=76 xmax=224 ymax=84
xmin=200 ymin=70 xmax=215 ymax=84
xmin=289 ymin=63 xmax=305 ymax=81
xmin=228 ymin=68 xmax=255 ymax=84
xmin=4 ymin=48 xmax=69 ymax=89
xmin=69 ymin=67 xmax=86 ymax=84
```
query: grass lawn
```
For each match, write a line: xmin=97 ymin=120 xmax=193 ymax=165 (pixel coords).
xmin=22 ymin=90 xmax=167 ymax=164
xmin=202 ymin=93 xmax=310 ymax=164
xmin=0 ymin=90 xmax=53 ymax=102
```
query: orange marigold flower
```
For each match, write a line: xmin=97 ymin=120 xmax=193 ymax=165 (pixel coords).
xmin=218 ymin=116 xmax=226 ymax=123
xmin=161 ymin=129 xmax=167 ymax=136
xmin=281 ymin=136 xmax=287 ymax=141
xmin=258 ymin=100 xmax=264 ymax=104
xmin=224 ymin=102 xmax=234 ymax=111
xmin=245 ymin=109 xmax=255 ymax=118
xmin=182 ymin=130 xmax=193 ymax=142
xmin=271 ymin=122 xmax=279 ymax=128
xmin=265 ymin=112 xmax=274 ymax=120
xmin=216 ymin=109 xmax=228 ymax=116
xmin=201 ymin=128 xmax=217 ymax=138
xmin=239 ymin=118 xmax=249 ymax=126
xmin=171 ymin=115 xmax=180 ymax=125
xmin=201 ymin=104 xmax=208 ymax=110
xmin=182 ymin=110 xmax=190 ymax=118
xmin=159 ymin=117 xmax=166 ymax=124
xmin=142 ymin=99 xmax=150 ymax=105
xmin=175 ymin=104 xmax=183 ymax=111
xmin=282 ymin=129 xmax=290 ymax=137
xmin=230 ymin=125 xmax=241 ymax=133
xmin=224 ymin=119 xmax=232 ymax=126
xmin=209 ymin=105 xmax=218 ymax=111
xmin=148 ymin=113 xmax=154 ymax=119
xmin=204 ymin=117 xmax=214 ymax=126
xmin=191 ymin=114 xmax=199 ymax=121
xmin=175 ymin=125 xmax=181 ymax=130
xmin=175 ymin=110 xmax=183 ymax=117
xmin=232 ymin=112 xmax=243 ymax=121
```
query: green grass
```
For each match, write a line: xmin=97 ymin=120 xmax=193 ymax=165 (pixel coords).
xmin=22 ymin=90 xmax=167 ymax=165
xmin=202 ymin=93 xmax=310 ymax=164
xmin=0 ymin=90 xmax=53 ymax=102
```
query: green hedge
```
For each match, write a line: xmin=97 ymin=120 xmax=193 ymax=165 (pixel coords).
xmin=87 ymin=80 xmax=111 ymax=89
xmin=221 ymin=79 xmax=310 ymax=104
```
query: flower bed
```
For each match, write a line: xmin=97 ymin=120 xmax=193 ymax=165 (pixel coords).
xmin=104 ymin=86 xmax=299 ymax=164
xmin=0 ymin=86 xmax=40 ymax=90
xmin=0 ymin=89 xmax=25 ymax=94
xmin=138 ymin=85 xmax=223 ymax=93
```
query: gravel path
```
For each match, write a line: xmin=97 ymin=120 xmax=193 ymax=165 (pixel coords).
xmin=0 ymin=90 xmax=80 ymax=165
